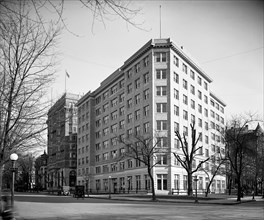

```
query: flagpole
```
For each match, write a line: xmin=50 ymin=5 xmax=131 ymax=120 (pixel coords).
xmin=65 ymin=71 xmax=66 ymax=94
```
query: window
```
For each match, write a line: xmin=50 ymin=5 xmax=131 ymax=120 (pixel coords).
xmin=204 ymin=108 xmax=208 ymax=117
xmin=103 ymin=152 xmax=109 ymax=161
xmin=135 ymin=78 xmax=140 ymax=89
xmin=155 ymin=52 xmax=166 ymax=62
xmin=111 ymin=98 xmax=118 ymax=107
xmin=211 ymin=121 xmax=215 ymax=129
xmin=127 ymin=128 xmax=133 ymax=137
xmin=95 ymin=119 xmax=101 ymax=127
xmin=191 ymin=85 xmax=195 ymax=95
xmin=144 ymin=72 xmax=149 ymax=84
xmin=198 ymin=76 xmax=202 ymax=85
xmin=127 ymin=113 xmax=132 ymax=123
xmin=157 ymin=103 xmax=167 ymax=113
xmin=135 ymin=63 xmax=140 ymax=73
xmin=157 ymin=137 xmax=167 ymax=148
xmin=95 ymin=108 xmax=101 ymax=116
xmin=182 ymin=63 xmax=187 ymax=74
xmin=143 ymin=122 xmax=150 ymax=133
xmin=157 ymin=174 xmax=167 ymax=190
xmin=127 ymin=159 xmax=133 ymax=168
xmin=205 ymin=135 xmax=209 ymax=144
xmin=111 ymin=84 xmax=118 ymax=95
xmin=191 ymin=114 xmax=195 ymax=124
xmin=204 ymin=81 xmax=208 ymax=90
xmin=174 ymin=72 xmax=179 ymax=83
xmin=156 ymin=69 xmax=167 ymax=79
xmin=174 ymin=105 xmax=179 ymax=116
xmin=95 ymin=155 xmax=100 ymax=162
xmin=183 ymin=95 xmax=188 ymax=105
xmin=103 ymin=115 xmax=109 ymax=124
xmin=183 ymin=175 xmax=187 ymax=190
xmin=103 ymin=103 xmax=109 ymax=112
xmin=211 ymin=110 xmax=215 ymax=118
xmin=135 ymin=109 xmax=140 ymax=120
xmin=119 ymin=93 xmax=125 ymax=103
xmin=204 ymin=95 xmax=208 ymax=104
xmin=191 ymin=99 xmax=195 ymax=109
xmin=111 ymin=111 xmax=118 ymax=120
xmin=144 ymin=56 xmax=149 ymax=67
xmin=198 ymin=90 xmax=202 ymax=100
xmin=119 ymin=106 xmax=125 ymax=116
xmin=127 ymin=69 xmax=132 ymax=79
xmin=135 ymin=175 xmax=141 ymax=189
xmin=174 ymin=122 xmax=179 ymax=132
xmin=103 ymin=127 xmax=109 ymax=136
xmin=119 ymin=120 xmax=125 ymax=129
xmin=211 ymin=99 xmax=215 ymax=107
xmin=135 ymin=94 xmax=140 ymax=105
xmin=198 ymin=118 xmax=202 ymax=127
xmin=173 ymin=55 xmax=179 ymax=67
xmin=205 ymin=122 xmax=209 ymax=130
xmin=143 ymin=105 xmax=150 ymax=117
xmin=174 ymin=138 xmax=180 ymax=149
xmin=157 ymin=155 xmax=167 ymax=165
xmin=156 ymin=86 xmax=167 ymax=96
xmin=119 ymin=79 xmax=124 ymax=88
xmin=111 ymin=124 xmax=118 ymax=133
xmin=174 ymin=89 xmax=179 ymax=99
xmin=183 ymin=79 xmax=188 ymax=90
xmin=183 ymin=110 xmax=188 ymax=120
xmin=198 ymin=104 xmax=202 ymax=113
xmin=183 ymin=126 xmax=188 ymax=136
xmin=143 ymin=89 xmax=150 ymax=100
xmin=190 ymin=70 xmax=195 ymax=80
xmin=127 ymin=83 xmax=132 ymax=94
xmin=174 ymin=174 xmax=180 ymax=190
xmin=127 ymin=99 xmax=132 ymax=108
xmin=157 ymin=120 xmax=167 ymax=131
xmin=103 ymin=91 xmax=109 ymax=100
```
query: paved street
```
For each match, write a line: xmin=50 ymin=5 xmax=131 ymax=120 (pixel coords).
xmin=13 ymin=193 xmax=264 ymax=220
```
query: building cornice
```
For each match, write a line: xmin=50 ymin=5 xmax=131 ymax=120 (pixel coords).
xmin=210 ymin=92 xmax=226 ymax=107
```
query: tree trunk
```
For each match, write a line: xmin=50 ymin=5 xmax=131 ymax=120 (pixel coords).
xmin=187 ymin=172 xmax=193 ymax=196
xmin=0 ymin=163 xmax=3 ymax=198
xmin=148 ymin=168 xmax=156 ymax=201
xmin=237 ymin=177 xmax=242 ymax=202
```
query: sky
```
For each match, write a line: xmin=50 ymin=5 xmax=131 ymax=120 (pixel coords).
xmin=50 ymin=0 xmax=263 ymax=121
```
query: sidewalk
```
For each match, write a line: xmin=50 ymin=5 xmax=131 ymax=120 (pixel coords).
xmin=88 ymin=194 xmax=263 ymax=205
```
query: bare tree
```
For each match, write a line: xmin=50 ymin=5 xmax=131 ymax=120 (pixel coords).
xmin=225 ymin=114 xmax=261 ymax=202
xmin=0 ymin=2 xmax=60 ymax=196
xmin=118 ymin=132 xmax=168 ymax=201
xmin=0 ymin=0 xmax=143 ymax=34
xmin=202 ymin=148 xmax=226 ymax=197
xmin=173 ymin=123 xmax=209 ymax=196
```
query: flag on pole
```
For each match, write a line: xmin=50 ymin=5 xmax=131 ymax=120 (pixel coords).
xmin=65 ymin=70 xmax=70 ymax=78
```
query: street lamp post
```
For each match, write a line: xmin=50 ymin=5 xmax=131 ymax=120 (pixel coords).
xmin=10 ymin=153 xmax=18 ymax=207
xmin=194 ymin=177 xmax=199 ymax=203
xmin=108 ymin=176 xmax=112 ymax=199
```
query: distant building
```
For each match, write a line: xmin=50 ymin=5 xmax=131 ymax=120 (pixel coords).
xmin=46 ymin=93 xmax=80 ymax=192
xmin=226 ymin=123 xmax=264 ymax=194
xmin=76 ymin=38 xmax=226 ymax=194
xmin=35 ymin=151 xmax=48 ymax=190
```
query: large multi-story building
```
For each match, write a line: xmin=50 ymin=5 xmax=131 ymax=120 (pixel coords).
xmin=76 ymin=38 xmax=226 ymax=194
xmin=47 ymin=93 xmax=80 ymax=192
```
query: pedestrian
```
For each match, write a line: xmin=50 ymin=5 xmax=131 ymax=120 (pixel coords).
xmin=0 ymin=196 xmax=15 ymax=220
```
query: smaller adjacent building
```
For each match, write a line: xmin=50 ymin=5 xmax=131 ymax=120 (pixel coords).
xmin=46 ymin=93 xmax=80 ymax=192
xmin=35 ymin=151 xmax=48 ymax=190
xmin=226 ymin=123 xmax=264 ymax=194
